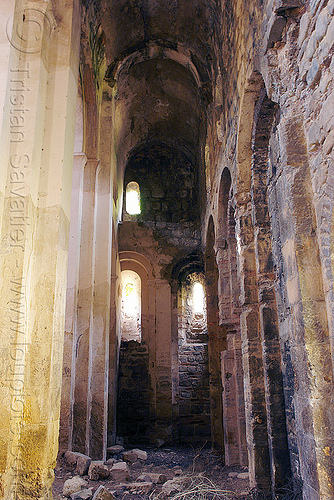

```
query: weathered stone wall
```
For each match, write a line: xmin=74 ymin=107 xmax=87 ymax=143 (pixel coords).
xmin=203 ymin=0 xmax=334 ymax=496
xmin=178 ymin=344 xmax=211 ymax=444
xmin=116 ymin=341 xmax=150 ymax=444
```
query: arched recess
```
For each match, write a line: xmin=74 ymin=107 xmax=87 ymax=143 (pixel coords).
xmin=205 ymin=216 xmax=225 ymax=452
xmin=116 ymin=252 xmax=154 ymax=444
xmin=235 ymin=72 xmax=291 ymax=494
xmin=170 ymin=254 xmax=211 ymax=445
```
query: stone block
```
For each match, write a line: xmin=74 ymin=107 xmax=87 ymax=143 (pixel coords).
xmin=123 ymin=448 xmax=147 ymax=463
xmin=88 ymin=461 xmax=110 ymax=481
xmin=324 ymin=16 xmax=334 ymax=52
xmin=307 ymin=59 xmax=321 ymax=88
xmin=298 ymin=12 xmax=311 ymax=46
xmin=267 ymin=15 xmax=286 ymax=49
xmin=125 ymin=482 xmax=153 ymax=494
xmin=76 ymin=455 xmax=93 ymax=476
xmin=122 ymin=450 xmax=138 ymax=464
xmin=319 ymin=93 xmax=334 ymax=132
xmin=161 ymin=479 xmax=183 ymax=497
xmin=238 ymin=472 xmax=249 ymax=479
xmin=107 ymin=445 xmax=124 ymax=456
xmin=323 ymin=129 xmax=334 ymax=154
xmin=109 ymin=461 xmax=130 ymax=481
xmin=64 ymin=451 xmax=92 ymax=475
xmin=63 ymin=476 xmax=88 ymax=497
xmin=315 ymin=8 xmax=330 ymax=41
xmin=92 ymin=485 xmax=116 ymax=500
xmin=307 ymin=122 xmax=320 ymax=151
xmin=71 ymin=489 xmax=94 ymax=500
xmin=304 ymin=32 xmax=318 ymax=61
xmin=137 ymin=472 xmax=167 ymax=483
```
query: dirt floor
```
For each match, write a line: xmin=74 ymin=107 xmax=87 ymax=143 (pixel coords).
xmin=53 ymin=445 xmax=252 ymax=499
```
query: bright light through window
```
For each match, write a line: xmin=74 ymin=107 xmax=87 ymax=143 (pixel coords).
xmin=126 ymin=181 xmax=140 ymax=215
xmin=193 ymin=282 xmax=205 ymax=314
xmin=121 ymin=270 xmax=141 ymax=341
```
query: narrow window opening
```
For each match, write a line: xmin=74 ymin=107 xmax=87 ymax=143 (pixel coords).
xmin=121 ymin=270 xmax=141 ymax=342
xmin=193 ymin=282 xmax=205 ymax=315
xmin=126 ymin=181 xmax=141 ymax=215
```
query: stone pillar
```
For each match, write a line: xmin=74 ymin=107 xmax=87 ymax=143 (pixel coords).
xmin=87 ymin=87 xmax=115 ymax=459
xmin=279 ymin=116 xmax=334 ymax=499
xmin=235 ymin=199 xmax=272 ymax=491
xmin=71 ymin=159 xmax=99 ymax=454
xmin=252 ymin=146 xmax=291 ymax=490
xmin=148 ymin=278 xmax=157 ymax=442
xmin=0 ymin=0 xmax=80 ymax=497
xmin=221 ymin=333 xmax=247 ymax=466
xmin=87 ymin=164 xmax=113 ymax=460
xmin=155 ymin=280 xmax=173 ymax=443
xmin=59 ymin=153 xmax=86 ymax=453
xmin=107 ymin=271 xmax=121 ymax=447
xmin=171 ymin=280 xmax=180 ymax=442
xmin=205 ymin=230 xmax=225 ymax=452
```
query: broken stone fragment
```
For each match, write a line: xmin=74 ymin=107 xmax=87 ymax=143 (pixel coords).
xmin=109 ymin=461 xmax=130 ymax=481
xmin=92 ymin=485 xmax=116 ymax=500
xmin=105 ymin=458 xmax=116 ymax=468
xmin=146 ymin=473 xmax=167 ymax=484
xmin=173 ymin=466 xmax=183 ymax=476
xmin=136 ymin=473 xmax=151 ymax=482
xmin=64 ymin=451 xmax=92 ymax=476
xmin=70 ymin=488 xmax=93 ymax=500
xmin=88 ymin=461 xmax=110 ymax=481
xmin=121 ymin=482 xmax=153 ymax=494
xmin=63 ymin=476 xmax=88 ymax=497
xmin=237 ymin=472 xmax=249 ymax=479
xmin=160 ymin=479 xmax=183 ymax=497
xmin=106 ymin=445 xmax=125 ymax=456
xmin=122 ymin=448 xmax=147 ymax=463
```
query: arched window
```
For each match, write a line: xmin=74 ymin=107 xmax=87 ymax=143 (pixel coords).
xmin=179 ymin=272 xmax=207 ymax=343
xmin=193 ymin=282 xmax=205 ymax=315
xmin=126 ymin=181 xmax=140 ymax=215
xmin=121 ymin=270 xmax=141 ymax=342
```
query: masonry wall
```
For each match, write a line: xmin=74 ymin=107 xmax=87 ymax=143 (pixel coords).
xmin=203 ymin=0 xmax=334 ymax=497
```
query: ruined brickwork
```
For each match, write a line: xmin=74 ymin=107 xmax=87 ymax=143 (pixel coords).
xmin=0 ymin=0 xmax=333 ymax=499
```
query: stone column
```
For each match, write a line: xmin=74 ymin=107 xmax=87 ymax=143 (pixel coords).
xmin=251 ymin=145 xmax=291 ymax=491
xmin=59 ymin=153 xmax=86 ymax=453
xmin=235 ymin=198 xmax=272 ymax=491
xmin=71 ymin=159 xmax=99 ymax=454
xmin=205 ymin=237 xmax=225 ymax=452
xmin=0 ymin=0 xmax=80 ymax=497
xmin=87 ymin=163 xmax=113 ymax=460
xmin=171 ymin=280 xmax=180 ymax=442
xmin=279 ymin=115 xmax=334 ymax=499
xmin=87 ymin=87 xmax=115 ymax=460
xmin=155 ymin=279 xmax=173 ymax=443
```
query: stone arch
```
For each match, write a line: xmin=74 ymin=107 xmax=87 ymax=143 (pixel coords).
xmin=117 ymin=252 xmax=155 ymax=444
xmin=170 ymin=253 xmax=211 ymax=444
xmin=119 ymin=251 xmax=154 ymax=346
xmin=234 ymin=73 xmax=291 ymax=494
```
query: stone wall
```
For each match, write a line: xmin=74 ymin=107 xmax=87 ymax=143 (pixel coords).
xmin=178 ymin=343 xmax=211 ymax=444
xmin=116 ymin=341 xmax=150 ymax=444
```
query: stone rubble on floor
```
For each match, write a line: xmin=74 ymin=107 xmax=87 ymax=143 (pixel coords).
xmin=59 ymin=447 xmax=250 ymax=499
xmin=62 ymin=448 xmax=151 ymax=498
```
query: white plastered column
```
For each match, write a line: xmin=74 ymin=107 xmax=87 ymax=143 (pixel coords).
xmin=0 ymin=0 xmax=80 ymax=497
